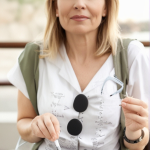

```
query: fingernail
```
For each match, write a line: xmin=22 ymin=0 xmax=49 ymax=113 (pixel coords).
xmin=52 ymin=135 xmax=56 ymax=140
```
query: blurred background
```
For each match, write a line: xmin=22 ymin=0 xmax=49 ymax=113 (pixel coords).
xmin=0 ymin=0 xmax=149 ymax=149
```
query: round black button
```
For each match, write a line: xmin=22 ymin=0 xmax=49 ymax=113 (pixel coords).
xmin=67 ymin=119 xmax=82 ymax=136
xmin=73 ymin=94 xmax=88 ymax=112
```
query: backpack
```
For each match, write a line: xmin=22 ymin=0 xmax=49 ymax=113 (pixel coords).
xmin=16 ymin=38 xmax=137 ymax=150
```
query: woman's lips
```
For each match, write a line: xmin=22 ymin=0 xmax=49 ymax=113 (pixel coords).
xmin=71 ymin=18 xmax=89 ymax=21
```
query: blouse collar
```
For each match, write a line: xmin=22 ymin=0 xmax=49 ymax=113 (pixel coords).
xmin=48 ymin=42 xmax=114 ymax=94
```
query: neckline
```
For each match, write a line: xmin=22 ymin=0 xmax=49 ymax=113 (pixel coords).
xmin=63 ymin=43 xmax=113 ymax=94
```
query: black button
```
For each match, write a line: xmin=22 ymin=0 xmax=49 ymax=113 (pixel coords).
xmin=67 ymin=119 xmax=82 ymax=136
xmin=73 ymin=94 xmax=88 ymax=112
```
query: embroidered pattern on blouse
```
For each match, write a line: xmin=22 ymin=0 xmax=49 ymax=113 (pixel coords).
xmin=64 ymin=105 xmax=70 ymax=110
xmin=49 ymin=92 xmax=65 ymax=135
xmin=51 ymin=109 xmax=64 ymax=118
xmin=45 ymin=139 xmax=56 ymax=150
xmin=78 ymin=112 xmax=84 ymax=123
xmin=50 ymin=92 xmax=65 ymax=108
xmin=44 ymin=133 xmax=78 ymax=149
xmin=95 ymin=97 xmax=105 ymax=128
xmin=51 ymin=92 xmax=65 ymax=99
xmin=90 ymin=97 xmax=105 ymax=149
xmin=50 ymin=92 xmax=65 ymax=118
xmin=92 ymin=139 xmax=104 ymax=150
xmin=58 ymin=137 xmax=78 ymax=150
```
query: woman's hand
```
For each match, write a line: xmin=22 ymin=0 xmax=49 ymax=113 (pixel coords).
xmin=121 ymin=96 xmax=149 ymax=132
xmin=30 ymin=113 xmax=60 ymax=142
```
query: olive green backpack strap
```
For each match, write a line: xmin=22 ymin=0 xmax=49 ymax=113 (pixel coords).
xmin=18 ymin=42 xmax=44 ymax=150
xmin=18 ymin=42 xmax=40 ymax=115
xmin=113 ymin=38 xmax=137 ymax=150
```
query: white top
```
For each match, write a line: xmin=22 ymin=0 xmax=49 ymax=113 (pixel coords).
xmin=7 ymin=40 xmax=150 ymax=150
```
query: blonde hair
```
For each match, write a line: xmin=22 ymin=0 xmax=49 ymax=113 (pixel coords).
xmin=35 ymin=0 xmax=123 ymax=60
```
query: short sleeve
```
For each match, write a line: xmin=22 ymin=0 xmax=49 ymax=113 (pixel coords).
xmin=126 ymin=41 xmax=150 ymax=107
xmin=7 ymin=54 xmax=30 ymax=100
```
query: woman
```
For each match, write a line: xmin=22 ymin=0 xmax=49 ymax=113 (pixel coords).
xmin=7 ymin=0 xmax=149 ymax=150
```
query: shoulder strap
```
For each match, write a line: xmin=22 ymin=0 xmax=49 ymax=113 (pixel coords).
xmin=113 ymin=38 xmax=137 ymax=99
xmin=18 ymin=42 xmax=40 ymax=115
xmin=113 ymin=38 xmax=137 ymax=150
xmin=18 ymin=42 xmax=44 ymax=150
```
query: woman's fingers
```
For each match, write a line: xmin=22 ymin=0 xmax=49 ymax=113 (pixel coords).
xmin=121 ymin=102 xmax=148 ymax=117
xmin=30 ymin=113 xmax=60 ymax=142
xmin=43 ymin=114 xmax=59 ymax=140
xmin=50 ymin=113 xmax=60 ymax=136
xmin=125 ymin=113 xmax=148 ymax=127
xmin=31 ymin=119 xmax=45 ymax=138
xmin=122 ymin=97 xmax=148 ymax=109
xmin=37 ymin=119 xmax=52 ymax=140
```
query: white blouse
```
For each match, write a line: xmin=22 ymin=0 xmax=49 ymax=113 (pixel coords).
xmin=7 ymin=40 xmax=150 ymax=150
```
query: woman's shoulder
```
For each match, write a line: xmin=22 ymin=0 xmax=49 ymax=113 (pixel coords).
xmin=128 ymin=39 xmax=145 ymax=55
xmin=127 ymin=39 xmax=148 ymax=69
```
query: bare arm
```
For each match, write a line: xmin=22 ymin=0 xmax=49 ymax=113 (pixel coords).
xmin=16 ymin=90 xmax=60 ymax=143
xmin=17 ymin=118 xmax=43 ymax=143
xmin=17 ymin=90 xmax=43 ymax=143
